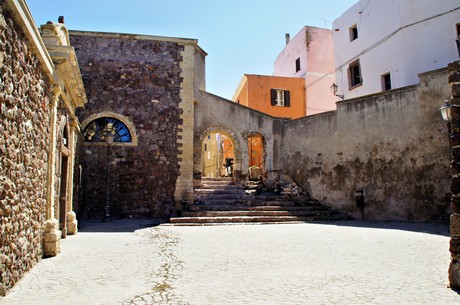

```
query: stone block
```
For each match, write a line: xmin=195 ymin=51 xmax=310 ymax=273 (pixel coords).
xmin=44 ymin=241 xmax=61 ymax=257
xmin=449 ymin=261 xmax=460 ymax=289
xmin=453 ymin=84 xmax=460 ymax=97
xmin=44 ymin=231 xmax=61 ymax=243
xmin=451 ymin=214 xmax=460 ymax=237
xmin=449 ymin=71 xmax=460 ymax=84
xmin=43 ymin=219 xmax=59 ymax=233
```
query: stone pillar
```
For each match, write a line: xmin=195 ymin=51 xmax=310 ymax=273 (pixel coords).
xmin=448 ymin=60 xmax=460 ymax=288
xmin=66 ymin=120 xmax=78 ymax=235
xmin=43 ymin=219 xmax=61 ymax=257
xmin=46 ymin=86 xmax=60 ymax=220
xmin=44 ymin=86 xmax=61 ymax=256
xmin=174 ymin=45 xmax=195 ymax=208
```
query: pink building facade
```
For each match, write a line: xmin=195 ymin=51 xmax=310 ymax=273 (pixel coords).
xmin=274 ymin=26 xmax=337 ymax=115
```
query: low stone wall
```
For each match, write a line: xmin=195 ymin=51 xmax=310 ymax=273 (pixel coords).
xmin=0 ymin=6 xmax=52 ymax=295
xmin=281 ymin=68 xmax=451 ymax=221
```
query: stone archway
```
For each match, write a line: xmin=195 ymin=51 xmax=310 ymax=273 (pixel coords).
xmin=195 ymin=126 xmax=242 ymax=180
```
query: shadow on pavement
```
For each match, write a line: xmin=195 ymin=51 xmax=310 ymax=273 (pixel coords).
xmin=78 ymin=218 xmax=163 ymax=233
xmin=323 ymin=220 xmax=450 ymax=237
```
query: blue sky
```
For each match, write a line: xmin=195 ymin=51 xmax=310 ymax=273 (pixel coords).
xmin=27 ymin=0 xmax=358 ymax=99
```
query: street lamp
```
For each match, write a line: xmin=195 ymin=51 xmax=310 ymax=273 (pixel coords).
xmin=102 ymin=122 xmax=115 ymax=222
xmin=330 ymin=83 xmax=344 ymax=99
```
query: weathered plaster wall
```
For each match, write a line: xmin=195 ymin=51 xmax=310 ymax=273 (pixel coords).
xmin=194 ymin=91 xmax=285 ymax=180
xmin=281 ymin=68 xmax=451 ymax=221
xmin=0 ymin=5 xmax=52 ymax=295
xmin=70 ymin=32 xmax=184 ymax=219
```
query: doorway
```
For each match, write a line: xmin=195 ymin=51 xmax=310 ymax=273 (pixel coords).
xmin=202 ymin=132 xmax=235 ymax=178
xmin=248 ymin=134 xmax=264 ymax=180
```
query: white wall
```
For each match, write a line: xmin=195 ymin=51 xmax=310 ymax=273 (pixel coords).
xmin=273 ymin=26 xmax=337 ymax=115
xmin=332 ymin=0 xmax=460 ymax=99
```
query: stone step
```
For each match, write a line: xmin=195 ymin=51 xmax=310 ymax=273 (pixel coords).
xmin=169 ymin=215 xmax=330 ymax=224
xmin=200 ymin=183 xmax=236 ymax=189
xmin=195 ymin=188 xmax=245 ymax=195
xmin=201 ymin=180 xmax=235 ymax=186
xmin=189 ymin=204 xmax=329 ymax=212
xmin=181 ymin=210 xmax=329 ymax=217
xmin=202 ymin=177 xmax=234 ymax=180
xmin=196 ymin=199 xmax=297 ymax=206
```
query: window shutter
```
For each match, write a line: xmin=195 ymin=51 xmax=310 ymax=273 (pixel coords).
xmin=284 ymin=90 xmax=290 ymax=107
xmin=270 ymin=89 xmax=276 ymax=106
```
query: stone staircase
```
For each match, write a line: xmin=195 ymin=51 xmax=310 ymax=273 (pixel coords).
xmin=169 ymin=177 xmax=351 ymax=226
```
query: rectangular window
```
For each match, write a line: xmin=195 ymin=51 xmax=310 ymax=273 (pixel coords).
xmin=295 ymin=58 xmax=301 ymax=72
xmin=270 ymin=89 xmax=290 ymax=107
xmin=457 ymin=23 xmax=460 ymax=38
xmin=381 ymin=73 xmax=391 ymax=91
xmin=348 ymin=59 xmax=362 ymax=89
xmin=349 ymin=24 xmax=358 ymax=41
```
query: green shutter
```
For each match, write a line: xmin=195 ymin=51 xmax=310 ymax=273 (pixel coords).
xmin=270 ymin=89 xmax=276 ymax=106
xmin=284 ymin=90 xmax=290 ymax=107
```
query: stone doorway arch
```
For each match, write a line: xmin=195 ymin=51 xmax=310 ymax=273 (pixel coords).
xmin=195 ymin=126 xmax=241 ymax=180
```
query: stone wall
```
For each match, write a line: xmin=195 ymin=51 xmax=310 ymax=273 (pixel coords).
xmin=0 ymin=5 xmax=52 ymax=295
xmin=70 ymin=32 xmax=184 ymax=219
xmin=194 ymin=91 xmax=286 ymax=180
xmin=281 ymin=68 xmax=452 ymax=220
xmin=448 ymin=60 xmax=460 ymax=288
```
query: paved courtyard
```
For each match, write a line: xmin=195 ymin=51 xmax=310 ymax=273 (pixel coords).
xmin=1 ymin=220 xmax=460 ymax=305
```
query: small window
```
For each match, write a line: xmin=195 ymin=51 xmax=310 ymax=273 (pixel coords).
xmin=457 ymin=23 xmax=460 ymax=38
xmin=348 ymin=59 xmax=363 ymax=89
xmin=270 ymin=89 xmax=290 ymax=107
xmin=381 ymin=73 xmax=391 ymax=91
xmin=295 ymin=58 xmax=301 ymax=72
xmin=350 ymin=25 xmax=358 ymax=41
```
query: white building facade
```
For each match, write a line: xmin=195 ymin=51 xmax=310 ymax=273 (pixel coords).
xmin=332 ymin=0 xmax=460 ymax=100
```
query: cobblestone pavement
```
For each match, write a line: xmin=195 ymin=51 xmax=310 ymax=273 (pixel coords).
xmin=1 ymin=220 xmax=460 ymax=305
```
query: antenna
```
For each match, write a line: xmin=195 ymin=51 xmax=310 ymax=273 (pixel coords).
xmin=319 ymin=17 xmax=332 ymax=29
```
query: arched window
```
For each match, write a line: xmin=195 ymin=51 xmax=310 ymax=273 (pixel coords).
xmin=83 ymin=117 xmax=132 ymax=143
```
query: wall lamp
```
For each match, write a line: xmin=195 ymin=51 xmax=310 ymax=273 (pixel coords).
xmin=330 ymin=83 xmax=344 ymax=99
xmin=440 ymin=99 xmax=453 ymax=121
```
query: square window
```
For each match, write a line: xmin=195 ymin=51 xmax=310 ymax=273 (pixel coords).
xmin=270 ymin=89 xmax=291 ymax=107
xmin=295 ymin=58 xmax=301 ymax=72
xmin=348 ymin=59 xmax=362 ymax=89
xmin=381 ymin=73 xmax=391 ymax=91
xmin=350 ymin=25 xmax=358 ymax=41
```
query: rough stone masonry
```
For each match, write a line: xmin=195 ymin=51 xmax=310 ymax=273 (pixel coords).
xmin=0 ymin=5 xmax=53 ymax=295
xmin=70 ymin=32 xmax=184 ymax=220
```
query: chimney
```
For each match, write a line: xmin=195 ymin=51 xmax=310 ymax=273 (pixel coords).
xmin=285 ymin=33 xmax=290 ymax=45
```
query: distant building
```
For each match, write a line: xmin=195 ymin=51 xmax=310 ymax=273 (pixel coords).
xmin=274 ymin=26 xmax=336 ymax=115
xmin=332 ymin=0 xmax=460 ymax=99
xmin=232 ymin=74 xmax=306 ymax=119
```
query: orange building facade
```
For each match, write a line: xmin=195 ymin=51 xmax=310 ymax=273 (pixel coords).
xmin=232 ymin=74 xmax=306 ymax=119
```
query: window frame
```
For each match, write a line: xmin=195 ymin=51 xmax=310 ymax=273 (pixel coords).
xmin=270 ymin=89 xmax=291 ymax=107
xmin=81 ymin=112 xmax=138 ymax=147
xmin=381 ymin=72 xmax=391 ymax=91
xmin=349 ymin=24 xmax=358 ymax=42
xmin=348 ymin=59 xmax=363 ymax=90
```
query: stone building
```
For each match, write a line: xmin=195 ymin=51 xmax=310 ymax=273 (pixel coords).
xmin=69 ymin=30 xmax=206 ymax=219
xmin=0 ymin=0 xmax=85 ymax=295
